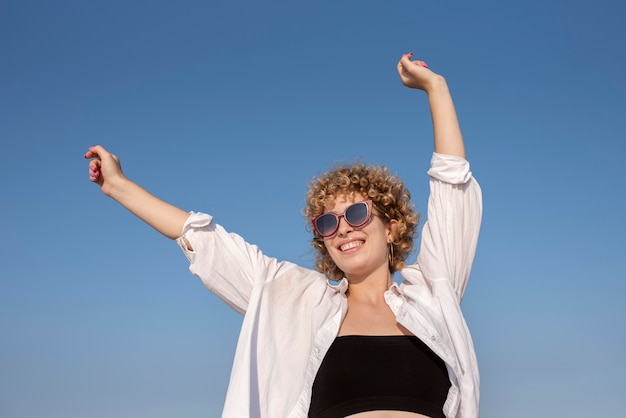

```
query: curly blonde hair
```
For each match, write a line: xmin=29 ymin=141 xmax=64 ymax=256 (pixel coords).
xmin=304 ymin=162 xmax=419 ymax=281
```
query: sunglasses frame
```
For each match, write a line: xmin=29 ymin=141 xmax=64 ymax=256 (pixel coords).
xmin=312 ymin=200 xmax=374 ymax=237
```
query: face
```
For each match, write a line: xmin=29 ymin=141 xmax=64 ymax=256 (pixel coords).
xmin=321 ymin=193 xmax=396 ymax=280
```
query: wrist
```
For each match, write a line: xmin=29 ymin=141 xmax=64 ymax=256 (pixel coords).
xmin=103 ymin=175 xmax=132 ymax=200
xmin=424 ymin=75 xmax=449 ymax=96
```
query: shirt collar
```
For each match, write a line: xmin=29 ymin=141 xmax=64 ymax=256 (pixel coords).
xmin=326 ymin=277 xmax=349 ymax=294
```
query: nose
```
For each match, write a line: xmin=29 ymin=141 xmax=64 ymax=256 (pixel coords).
xmin=335 ymin=215 xmax=353 ymax=236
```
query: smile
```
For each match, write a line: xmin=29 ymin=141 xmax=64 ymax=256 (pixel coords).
xmin=340 ymin=240 xmax=364 ymax=252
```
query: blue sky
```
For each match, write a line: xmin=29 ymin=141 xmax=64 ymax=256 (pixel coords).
xmin=1 ymin=1 xmax=625 ymax=417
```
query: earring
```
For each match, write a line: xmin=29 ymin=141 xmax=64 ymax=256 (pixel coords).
xmin=388 ymin=243 xmax=394 ymax=266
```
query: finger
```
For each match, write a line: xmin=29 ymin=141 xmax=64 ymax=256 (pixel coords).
xmin=397 ymin=52 xmax=414 ymax=70
xmin=398 ymin=51 xmax=429 ymax=69
xmin=89 ymin=159 xmax=101 ymax=172
xmin=89 ymin=159 xmax=101 ymax=182
xmin=83 ymin=144 xmax=110 ymax=160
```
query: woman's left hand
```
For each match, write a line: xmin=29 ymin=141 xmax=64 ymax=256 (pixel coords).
xmin=397 ymin=53 xmax=439 ymax=92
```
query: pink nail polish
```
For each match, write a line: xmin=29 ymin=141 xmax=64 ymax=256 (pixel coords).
xmin=421 ymin=62 xmax=429 ymax=68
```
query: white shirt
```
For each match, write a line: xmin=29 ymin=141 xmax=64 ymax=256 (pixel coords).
xmin=176 ymin=153 xmax=482 ymax=418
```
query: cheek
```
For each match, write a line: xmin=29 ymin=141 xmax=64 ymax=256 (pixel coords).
xmin=323 ymin=239 xmax=338 ymax=256
xmin=323 ymin=239 xmax=346 ymax=266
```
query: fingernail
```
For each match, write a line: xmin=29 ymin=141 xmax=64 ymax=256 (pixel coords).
xmin=420 ymin=62 xmax=429 ymax=68
xmin=408 ymin=52 xmax=413 ymax=58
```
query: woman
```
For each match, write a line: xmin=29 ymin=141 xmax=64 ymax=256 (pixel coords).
xmin=84 ymin=53 xmax=482 ymax=418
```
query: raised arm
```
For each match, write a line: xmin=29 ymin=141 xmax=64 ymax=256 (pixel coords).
xmin=84 ymin=145 xmax=191 ymax=240
xmin=397 ymin=53 xmax=465 ymax=158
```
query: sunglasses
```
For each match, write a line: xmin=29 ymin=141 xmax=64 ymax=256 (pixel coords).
xmin=312 ymin=200 xmax=374 ymax=237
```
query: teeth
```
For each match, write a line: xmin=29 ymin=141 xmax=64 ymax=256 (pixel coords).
xmin=340 ymin=241 xmax=363 ymax=251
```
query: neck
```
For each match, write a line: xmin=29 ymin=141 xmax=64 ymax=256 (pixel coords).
xmin=345 ymin=269 xmax=393 ymax=302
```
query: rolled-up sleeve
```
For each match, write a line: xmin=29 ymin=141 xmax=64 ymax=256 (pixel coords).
xmin=417 ymin=153 xmax=483 ymax=301
xmin=176 ymin=212 xmax=270 ymax=314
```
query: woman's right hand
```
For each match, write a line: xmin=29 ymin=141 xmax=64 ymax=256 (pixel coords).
xmin=83 ymin=145 xmax=191 ymax=240
xmin=84 ymin=145 xmax=127 ymax=197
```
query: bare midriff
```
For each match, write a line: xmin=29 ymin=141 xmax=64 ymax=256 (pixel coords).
xmin=347 ymin=411 xmax=430 ymax=418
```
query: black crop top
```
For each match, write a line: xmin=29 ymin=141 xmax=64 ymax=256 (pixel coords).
xmin=308 ymin=335 xmax=450 ymax=418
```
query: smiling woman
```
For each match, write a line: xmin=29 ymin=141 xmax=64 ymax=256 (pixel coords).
xmin=83 ymin=52 xmax=482 ymax=418
xmin=306 ymin=164 xmax=419 ymax=281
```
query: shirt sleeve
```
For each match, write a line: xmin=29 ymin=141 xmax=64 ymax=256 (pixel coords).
xmin=416 ymin=152 xmax=483 ymax=302
xmin=175 ymin=212 xmax=286 ymax=315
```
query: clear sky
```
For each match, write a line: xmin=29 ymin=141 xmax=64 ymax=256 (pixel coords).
xmin=1 ymin=1 xmax=625 ymax=417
